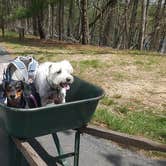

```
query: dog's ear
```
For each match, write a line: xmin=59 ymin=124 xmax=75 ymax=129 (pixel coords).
xmin=2 ymin=80 xmax=7 ymax=90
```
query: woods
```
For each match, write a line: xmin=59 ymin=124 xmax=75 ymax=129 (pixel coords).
xmin=0 ymin=0 xmax=165 ymax=52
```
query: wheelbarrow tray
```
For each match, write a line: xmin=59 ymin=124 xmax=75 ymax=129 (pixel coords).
xmin=0 ymin=76 xmax=104 ymax=138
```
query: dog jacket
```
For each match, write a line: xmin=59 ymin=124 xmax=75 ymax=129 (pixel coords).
xmin=6 ymin=56 xmax=38 ymax=82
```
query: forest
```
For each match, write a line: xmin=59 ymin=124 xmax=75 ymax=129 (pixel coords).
xmin=0 ymin=0 xmax=165 ymax=53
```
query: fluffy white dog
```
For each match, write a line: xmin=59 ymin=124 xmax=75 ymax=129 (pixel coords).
xmin=34 ymin=60 xmax=74 ymax=106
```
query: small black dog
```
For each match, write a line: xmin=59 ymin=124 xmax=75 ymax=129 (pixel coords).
xmin=3 ymin=80 xmax=41 ymax=108
xmin=3 ymin=80 xmax=26 ymax=108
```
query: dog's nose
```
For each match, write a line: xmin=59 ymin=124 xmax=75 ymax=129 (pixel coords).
xmin=10 ymin=95 xmax=15 ymax=99
xmin=66 ymin=78 xmax=71 ymax=82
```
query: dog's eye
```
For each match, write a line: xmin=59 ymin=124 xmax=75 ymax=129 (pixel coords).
xmin=6 ymin=85 xmax=12 ymax=90
xmin=57 ymin=70 xmax=61 ymax=74
xmin=17 ymin=89 xmax=22 ymax=92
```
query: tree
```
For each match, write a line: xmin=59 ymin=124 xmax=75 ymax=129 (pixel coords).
xmin=128 ymin=0 xmax=139 ymax=48
xmin=140 ymin=0 xmax=149 ymax=50
xmin=0 ymin=0 xmax=7 ymax=37
xmin=150 ymin=0 xmax=163 ymax=50
xmin=67 ymin=0 xmax=74 ymax=37
xmin=80 ymin=0 xmax=89 ymax=44
xmin=101 ymin=0 xmax=117 ymax=46
xmin=57 ymin=0 xmax=64 ymax=40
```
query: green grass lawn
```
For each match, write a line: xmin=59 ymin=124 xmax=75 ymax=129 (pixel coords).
xmin=0 ymin=32 xmax=166 ymax=147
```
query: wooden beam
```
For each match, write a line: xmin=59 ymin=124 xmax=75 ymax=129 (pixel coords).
xmin=80 ymin=125 xmax=166 ymax=152
xmin=12 ymin=138 xmax=47 ymax=166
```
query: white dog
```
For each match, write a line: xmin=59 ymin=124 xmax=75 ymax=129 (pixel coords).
xmin=34 ymin=60 xmax=74 ymax=106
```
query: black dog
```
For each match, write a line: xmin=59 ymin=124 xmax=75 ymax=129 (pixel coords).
xmin=3 ymin=80 xmax=41 ymax=108
xmin=3 ymin=80 xmax=26 ymax=108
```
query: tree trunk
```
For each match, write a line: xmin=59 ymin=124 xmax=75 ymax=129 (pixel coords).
xmin=80 ymin=0 xmax=89 ymax=44
xmin=48 ymin=3 xmax=51 ymax=38
xmin=150 ymin=0 xmax=162 ymax=50
xmin=37 ymin=10 xmax=45 ymax=39
xmin=1 ymin=19 xmax=5 ymax=38
xmin=160 ymin=37 xmax=166 ymax=54
xmin=128 ymin=0 xmax=139 ymax=48
xmin=89 ymin=0 xmax=99 ymax=44
xmin=140 ymin=0 xmax=148 ymax=50
xmin=51 ymin=4 xmax=54 ymax=38
xmin=89 ymin=0 xmax=117 ymax=28
xmin=32 ymin=15 xmax=38 ymax=36
xmin=58 ymin=0 xmax=64 ymax=40
xmin=117 ymin=0 xmax=130 ymax=49
xmin=67 ymin=0 xmax=74 ymax=37
xmin=121 ymin=0 xmax=130 ymax=49
xmin=101 ymin=0 xmax=117 ymax=46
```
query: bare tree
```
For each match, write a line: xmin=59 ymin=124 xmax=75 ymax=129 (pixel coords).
xmin=0 ymin=0 xmax=6 ymax=37
xmin=128 ymin=0 xmax=139 ymax=48
xmin=80 ymin=0 xmax=89 ymax=44
xmin=150 ymin=0 xmax=162 ymax=50
xmin=140 ymin=0 xmax=149 ymax=50
xmin=101 ymin=0 xmax=117 ymax=46
xmin=57 ymin=0 xmax=64 ymax=40
xmin=67 ymin=0 xmax=74 ymax=37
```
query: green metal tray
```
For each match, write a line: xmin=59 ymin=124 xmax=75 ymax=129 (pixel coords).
xmin=0 ymin=77 xmax=104 ymax=138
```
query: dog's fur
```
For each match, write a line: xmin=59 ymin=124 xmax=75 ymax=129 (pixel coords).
xmin=34 ymin=60 xmax=74 ymax=106
xmin=3 ymin=80 xmax=26 ymax=108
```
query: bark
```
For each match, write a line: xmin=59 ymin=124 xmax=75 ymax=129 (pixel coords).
xmin=89 ymin=0 xmax=117 ymax=28
xmin=32 ymin=15 xmax=38 ymax=36
xmin=101 ymin=0 xmax=117 ymax=46
xmin=128 ymin=0 xmax=139 ymax=48
xmin=67 ymin=0 xmax=74 ymax=37
xmin=0 ymin=0 xmax=5 ymax=37
xmin=73 ymin=0 xmax=81 ymax=40
xmin=140 ymin=0 xmax=148 ymax=50
xmin=117 ymin=0 xmax=130 ymax=49
xmin=160 ymin=37 xmax=166 ymax=54
xmin=150 ymin=0 xmax=162 ymax=50
xmin=98 ymin=12 xmax=104 ymax=46
xmin=48 ymin=3 xmax=51 ymax=37
xmin=58 ymin=0 xmax=64 ymax=40
xmin=122 ymin=0 xmax=130 ymax=49
xmin=159 ymin=0 xmax=166 ymax=52
xmin=37 ymin=9 xmax=45 ymax=39
xmin=1 ymin=18 xmax=5 ymax=37
xmin=51 ymin=4 xmax=54 ymax=38
xmin=80 ymin=0 xmax=89 ymax=44
xmin=89 ymin=0 xmax=100 ymax=44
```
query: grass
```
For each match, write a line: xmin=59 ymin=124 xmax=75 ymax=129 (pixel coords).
xmin=1 ymin=32 xmax=166 ymax=147
xmin=93 ymin=107 xmax=166 ymax=143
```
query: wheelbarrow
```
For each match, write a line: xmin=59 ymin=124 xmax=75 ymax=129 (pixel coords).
xmin=0 ymin=76 xmax=104 ymax=166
